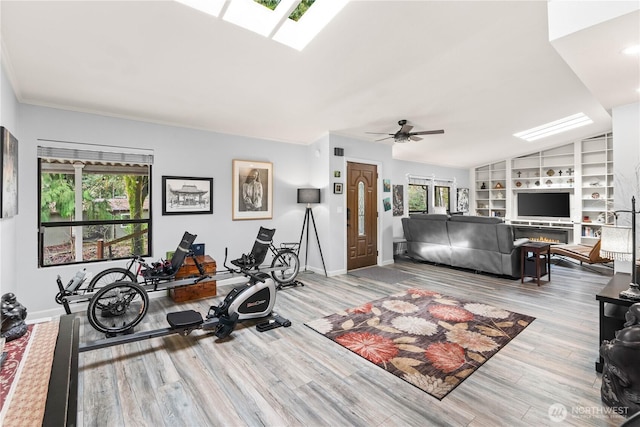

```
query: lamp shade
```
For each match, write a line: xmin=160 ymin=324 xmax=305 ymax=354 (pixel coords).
xmin=297 ymin=188 xmax=321 ymax=204
xmin=600 ymin=225 xmax=634 ymax=261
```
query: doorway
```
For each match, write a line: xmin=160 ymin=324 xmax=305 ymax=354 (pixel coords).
xmin=346 ymin=162 xmax=378 ymax=270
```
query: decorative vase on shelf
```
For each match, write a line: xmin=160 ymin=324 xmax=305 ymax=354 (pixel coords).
xmin=481 ymin=182 xmax=486 ymax=189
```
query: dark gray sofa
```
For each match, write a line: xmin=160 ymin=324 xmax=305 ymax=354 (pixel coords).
xmin=401 ymin=214 xmax=528 ymax=277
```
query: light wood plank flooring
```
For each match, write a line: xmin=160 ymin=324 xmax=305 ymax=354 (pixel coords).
xmin=76 ymin=258 xmax=626 ymax=426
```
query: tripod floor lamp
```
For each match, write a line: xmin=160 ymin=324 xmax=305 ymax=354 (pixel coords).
xmin=297 ymin=188 xmax=327 ymax=276
xmin=601 ymin=196 xmax=640 ymax=301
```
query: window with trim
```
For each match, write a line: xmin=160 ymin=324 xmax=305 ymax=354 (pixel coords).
xmin=408 ymin=183 xmax=428 ymax=213
xmin=38 ymin=145 xmax=153 ymax=267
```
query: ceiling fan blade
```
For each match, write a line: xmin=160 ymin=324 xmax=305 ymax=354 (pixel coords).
xmin=375 ymin=136 xmax=394 ymax=142
xmin=410 ymin=129 xmax=445 ymax=136
xmin=365 ymin=132 xmax=392 ymax=135
xmin=409 ymin=135 xmax=423 ymax=141
xmin=400 ymin=124 xmax=414 ymax=134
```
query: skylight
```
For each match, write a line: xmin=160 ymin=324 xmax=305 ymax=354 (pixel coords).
xmin=513 ymin=113 xmax=593 ymax=142
xmin=176 ymin=0 xmax=345 ymax=50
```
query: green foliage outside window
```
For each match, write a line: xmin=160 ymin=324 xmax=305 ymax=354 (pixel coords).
xmin=39 ymin=161 xmax=151 ymax=266
xmin=408 ymin=184 xmax=428 ymax=213
xmin=254 ymin=0 xmax=315 ymax=21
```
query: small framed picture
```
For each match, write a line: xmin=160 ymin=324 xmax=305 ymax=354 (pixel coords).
xmin=333 ymin=183 xmax=343 ymax=194
xmin=334 ymin=171 xmax=341 ymax=178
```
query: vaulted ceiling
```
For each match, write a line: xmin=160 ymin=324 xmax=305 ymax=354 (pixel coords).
xmin=1 ymin=1 xmax=638 ymax=168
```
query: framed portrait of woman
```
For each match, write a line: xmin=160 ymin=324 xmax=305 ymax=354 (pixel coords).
xmin=232 ymin=159 xmax=273 ymax=220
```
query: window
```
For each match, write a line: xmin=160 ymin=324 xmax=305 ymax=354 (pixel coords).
xmin=38 ymin=145 xmax=153 ymax=267
xmin=408 ymin=184 xmax=428 ymax=213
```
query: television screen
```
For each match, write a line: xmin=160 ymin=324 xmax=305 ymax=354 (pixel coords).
xmin=517 ymin=192 xmax=570 ymax=218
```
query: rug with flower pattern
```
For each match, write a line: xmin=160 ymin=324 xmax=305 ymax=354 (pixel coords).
xmin=306 ymin=288 xmax=535 ymax=400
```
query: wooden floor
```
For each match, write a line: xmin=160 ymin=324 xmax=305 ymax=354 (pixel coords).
xmin=76 ymin=257 xmax=626 ymax=427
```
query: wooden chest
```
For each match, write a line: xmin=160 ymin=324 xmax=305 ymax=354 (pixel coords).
xmin=170 ymin=255 xmax=217 ymax=302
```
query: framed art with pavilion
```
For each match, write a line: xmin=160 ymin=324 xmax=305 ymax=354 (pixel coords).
xmin=162 ymin=176 xmax=213 ymax=215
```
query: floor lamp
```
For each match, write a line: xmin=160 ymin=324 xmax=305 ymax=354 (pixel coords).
xmin=601 ymin=196 xmax=639 ymax=301
xmin=297 ymin=188 xmax=327 ymax=276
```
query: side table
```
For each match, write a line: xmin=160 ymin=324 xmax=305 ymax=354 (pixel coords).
xmin=521 ymin=242 xmax=551 ymax=285
xmin=595 ymin=273 xmax=636 ymax=372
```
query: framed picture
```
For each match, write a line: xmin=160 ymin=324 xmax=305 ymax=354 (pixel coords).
xmin=162 ymin=176 xmax=213 ymax=215
xmin=333 ymin=182 xmax=343 ymax=194
xmin=383 ymin=197 xmax=391 ymax=211
xmin=1 ymin=127 xmax=18 ymax=218
xmin=457 ymin=187 xmax=470 ymax=213
xmin=392 ymin=184 xmax=404 ymax=216
xmin=383 ymin=179 xmax=391 ymax=192
xmin=233 ymin=159 xmax=273 ymax=220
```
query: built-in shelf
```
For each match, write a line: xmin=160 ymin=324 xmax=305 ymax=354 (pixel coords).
xmin=579 ymin=133 xmax=614 ymax=243
xmin=472 ymin=133 xmax=614 ymax=244
xmin=512 ymin=143 xmax=576 ymax=190
xmin=474 ymin=160 xmax=506 ymax=217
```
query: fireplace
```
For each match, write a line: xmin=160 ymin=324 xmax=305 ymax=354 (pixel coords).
xmin=514 ymin=227 xmax=570 ymax=244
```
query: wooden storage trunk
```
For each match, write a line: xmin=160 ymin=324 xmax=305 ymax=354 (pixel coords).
xmin=169 ymin=255 xmax=217 ymax=302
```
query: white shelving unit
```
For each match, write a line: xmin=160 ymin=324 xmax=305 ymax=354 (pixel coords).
xmin=511 ymin=143 xmax=575 ymax=190
xmin=580 ymin=133 xmax=614 ymax=243
xmin=474 ymin=160 xmax=506 ymax=217
xmin=472 ymin=134 xmax=614 ymax=245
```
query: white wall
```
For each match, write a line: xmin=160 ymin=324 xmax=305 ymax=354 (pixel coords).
xmin=612 ymin=102 xmax=640 ymax=275
xmin=16 ymin=104 xmax=311 ymax=316
xmin=0 ymin=61 xmax=19 ymax=298
xmin=12 ymin=103 xmax=468 ymax=318
xmin=327 ymin=135 xmax=395 ymax=271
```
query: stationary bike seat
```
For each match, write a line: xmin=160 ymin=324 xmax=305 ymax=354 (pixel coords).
xmin=167 ymin=310 xmax=203 ymax=329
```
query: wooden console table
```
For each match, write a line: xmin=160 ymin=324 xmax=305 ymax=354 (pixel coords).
xmin=521 ymin=241 xmax=551 ymax=285
xmin=595 ymin=273 xmax=637 ymax=372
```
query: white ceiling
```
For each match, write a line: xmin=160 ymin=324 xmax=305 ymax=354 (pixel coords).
xmin=1 ymin=1 xmax=638 ymax=168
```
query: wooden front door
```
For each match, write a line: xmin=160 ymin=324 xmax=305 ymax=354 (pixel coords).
xmin=346 ymin=162 xmax=378 ymax=270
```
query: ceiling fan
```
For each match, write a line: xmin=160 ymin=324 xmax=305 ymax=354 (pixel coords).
xmin=367 ymin=119 xmax=444 ymax=143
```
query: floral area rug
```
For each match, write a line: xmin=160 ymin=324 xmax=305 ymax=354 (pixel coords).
xmin=306 ymin=288 xmax=535 ymax=400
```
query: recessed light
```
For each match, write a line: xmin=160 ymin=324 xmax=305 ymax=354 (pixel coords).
xmin=622 ymin=45 xmax=640 ymax=55
xmin=514 ymin=113 xmax=593 ymax=142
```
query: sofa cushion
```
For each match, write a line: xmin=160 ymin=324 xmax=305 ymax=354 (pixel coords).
xmin=449 ymin=215 xmax=504 ymax=224
xmin=409 ymin=214 xmax=450 ymax=221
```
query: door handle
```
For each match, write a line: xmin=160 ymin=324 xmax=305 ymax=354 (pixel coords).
xmin=346 ymin=208 xmax=351 ymax=227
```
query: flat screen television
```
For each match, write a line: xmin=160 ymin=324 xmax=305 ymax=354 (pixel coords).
xmin=517 ymin=192 xmax=571 ymax=218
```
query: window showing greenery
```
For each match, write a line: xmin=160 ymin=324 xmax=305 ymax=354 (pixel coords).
xmin=408 ymin=184 xmax=428 ymax=213
xmin=38 ymin=147 xmax=152 ymax=267
xmin=254 ymin=0 xmax=281 ymax=11
xmin=289 ymin=0 xmax=315 ymax=21
xmin=253 ymin=0 xmax=316 ymax=21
